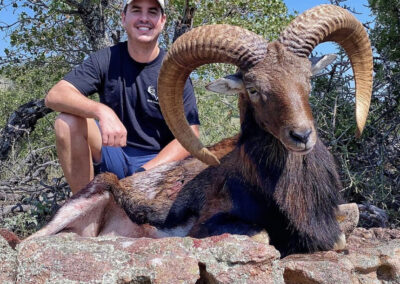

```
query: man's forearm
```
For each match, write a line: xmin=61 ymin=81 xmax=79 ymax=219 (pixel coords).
xmin=46 ymin=80 xmax=128 ymax=147
xmin=45 ymin=80 xmax=105 ymax=119
xmin=141 ymin=125 xmax=200 ymax=171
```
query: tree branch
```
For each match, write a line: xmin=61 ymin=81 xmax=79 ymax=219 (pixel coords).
xmin=0 ymin=98 xmax=53 ymax=160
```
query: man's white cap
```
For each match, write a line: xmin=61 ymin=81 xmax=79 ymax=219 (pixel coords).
xmin=125 ymin=0 xmax=165 ymax=10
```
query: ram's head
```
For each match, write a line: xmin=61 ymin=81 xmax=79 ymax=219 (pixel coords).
xmin=158 ymin=4 xmax=373 ymax=165
xmin=206 ymin=49 xmax=339 ymax=155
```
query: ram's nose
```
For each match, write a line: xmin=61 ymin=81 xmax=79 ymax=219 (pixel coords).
xmin=281 ymin=126 xmax=316 ymax=154
xmin=289 ymin=129 xmax=312 ymax=144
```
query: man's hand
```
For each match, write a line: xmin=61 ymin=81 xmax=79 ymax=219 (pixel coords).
xmin=45 ymin=80 xmax=127 ymax=148
xmin=140 ymin=125 xmax=199 ymax=171
xmin=97 ymin=105 xmax=127 ymax=147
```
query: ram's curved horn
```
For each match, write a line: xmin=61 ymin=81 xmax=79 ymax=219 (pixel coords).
xmin=158 ymin=25 xmax=268 ymax=166
xmin=279 ymin=4 xmax=373 ymax=137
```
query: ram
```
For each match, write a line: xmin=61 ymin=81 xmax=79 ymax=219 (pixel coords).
xmin=28 ymin=5 xmax=372 ymax=257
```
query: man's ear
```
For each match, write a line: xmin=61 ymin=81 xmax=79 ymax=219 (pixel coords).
xmin=310 ymin=54 xmax=337 ymax=75
xmin=160 ymin=13 xmax=167 ymax=29
xmin=205 ymin=72 xmax=245 ymax=95
xmin=121 ymin=11 xmax=126 ymax=27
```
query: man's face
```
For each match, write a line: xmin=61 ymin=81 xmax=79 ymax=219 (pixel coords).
xmin=122 ymin=0 xmax=166 ymax=45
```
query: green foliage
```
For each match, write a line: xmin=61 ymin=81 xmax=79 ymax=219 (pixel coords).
xmin=0 ymin=58 xmax=68 ymax=125
xmin=192 ymin=0 xmax=293 ymax=82
xmin=309 ymin=1 xmax=400 ymax=226
xmin=164 ymin=0 xmax=293 ymax=45
xmin=0 ymin=0 xmax=123 ymax=68
xmin=364 ymin=0 xmax=400 ymax=226
xmin=194 ymin=81 xmax=240 ymax=145
xmin=194 ymin=0 xmax=292 ymax=39
xmin=312 ymin=63 xmax=400 ymax=226
xmin=0 ymin=175 xmax=70 ymax=238
xmin=0 ymin=57 xmax=65 ymax=160
xmin=1 ymin=212 xmax=39 ymax=238
xmin=368 ymin=0 xmax=400 ymax=62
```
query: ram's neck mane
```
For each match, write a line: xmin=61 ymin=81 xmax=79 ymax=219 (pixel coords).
xmin=236 ymin=106 xmax=342 ymax=238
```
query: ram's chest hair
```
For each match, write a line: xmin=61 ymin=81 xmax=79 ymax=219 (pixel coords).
xmin=227 ymin=107 xmax=343 ymax=237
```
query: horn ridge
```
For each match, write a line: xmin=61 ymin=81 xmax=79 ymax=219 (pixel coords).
xmin=279 ymin=4 xmax=373 ymax=136
xmin=158 ymin=24 xmax=268 ymax=165
xmin=168 ymin=25 xmax=267 ymax=70
xmin=279 ymin=5 xmax=350 ymax=57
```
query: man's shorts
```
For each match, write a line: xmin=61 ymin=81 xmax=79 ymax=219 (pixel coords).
xmin=94 ymin=145 xmax=158 ymax=179
xmin=93 ymin=121 xmax=158 ymax=179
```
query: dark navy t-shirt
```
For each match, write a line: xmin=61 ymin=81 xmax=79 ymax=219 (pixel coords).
xmin=63 ymin=42 xmax=200 ymax=151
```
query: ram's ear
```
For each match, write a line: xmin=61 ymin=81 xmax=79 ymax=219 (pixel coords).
xmin=310 ymin=54 xmax=337 ymax=75
xmin=205 ymin=72 xmax=245 ymax=95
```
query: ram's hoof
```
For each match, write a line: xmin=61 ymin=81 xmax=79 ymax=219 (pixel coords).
xmin=333 ymin=232 xmax=346 ymax=250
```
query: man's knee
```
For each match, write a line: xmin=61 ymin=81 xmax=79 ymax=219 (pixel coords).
xmin=54 ymin=113 xmax=88 ymax=141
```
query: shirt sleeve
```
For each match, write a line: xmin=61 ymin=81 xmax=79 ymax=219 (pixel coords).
xmin=63 ymin=53 xmax=104 ymax=97
xmin=183 ymin=77 xmax=201 ymax=126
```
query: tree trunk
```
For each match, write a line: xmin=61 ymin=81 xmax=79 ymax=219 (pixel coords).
xmin=173 ymin=0 xmax=196 ymax=42
xmin=77 ymin=0 xmax=114 ymax=50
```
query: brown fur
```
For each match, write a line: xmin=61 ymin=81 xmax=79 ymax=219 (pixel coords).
xmin=27 ymin=137 xmax=237 ymax=239
xmin=242 ymin=42 xmax=315 ymax=150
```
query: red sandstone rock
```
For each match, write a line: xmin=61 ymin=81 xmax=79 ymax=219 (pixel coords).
xmin=0 ymin=227 xmax=399 ymax=283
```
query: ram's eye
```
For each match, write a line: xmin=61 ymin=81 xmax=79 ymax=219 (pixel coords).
xmin=247 ymin=87 xmax=259 ymax=103
xmin=247 ymin=87 xmax=257 ymax=96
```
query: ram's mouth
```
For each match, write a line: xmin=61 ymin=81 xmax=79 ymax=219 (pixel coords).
xmin=291 ymin=147 xmax=314 ymax=155
xmin=280 ymin=140 xmax=313 ymax=155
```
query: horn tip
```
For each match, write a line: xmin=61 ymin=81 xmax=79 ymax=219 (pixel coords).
xmin=355 ymin=126 xmax=363 ymax=138
xmin=199 ymin=148 xmax=221 ymax=166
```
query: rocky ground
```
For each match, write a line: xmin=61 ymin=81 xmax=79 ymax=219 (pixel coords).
xmin=1 ymin=227 xmax=399 ymax=284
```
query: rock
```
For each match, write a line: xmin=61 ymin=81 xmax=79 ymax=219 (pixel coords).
xmin=16 ymin=233 xmax=281 ymax=284
xmin=0 ymin=233 xmax=18 ymax=284
xmin=281 ymin=228 xmax=400 ymax=284
xmin=0 ymin=227 xmax=399 ymax=283
xmin=337 ymin=203 xmax=359 ymax=236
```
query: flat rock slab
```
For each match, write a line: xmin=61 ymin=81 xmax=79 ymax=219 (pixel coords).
xmin=15 ymin=233 xmax=281 ymax=284
xmin=0 ymin=227 xmax=399 ymax=283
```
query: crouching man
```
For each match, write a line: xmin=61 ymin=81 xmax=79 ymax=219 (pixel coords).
xmin=45 ymin=0 xmax=200 ymax=194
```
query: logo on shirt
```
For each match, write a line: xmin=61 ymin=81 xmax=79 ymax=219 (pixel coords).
xmin=147 ymin=86 xmax=159 ymax=104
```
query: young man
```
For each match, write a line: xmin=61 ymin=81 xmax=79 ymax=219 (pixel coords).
xmin=45 ymin=0 xmax=200 ymax=194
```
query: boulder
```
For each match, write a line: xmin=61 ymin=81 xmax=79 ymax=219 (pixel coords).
xmin=0 ymin=231 xmax=18 ymax=284
xmin=0 ymin=228 xmax=399 ymax=283
xmin=281 ymin=228 xmax=400 ymax=284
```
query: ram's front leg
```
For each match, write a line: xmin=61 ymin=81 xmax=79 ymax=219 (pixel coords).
xmin=97 ymin=195 xmax=162 ymax=238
